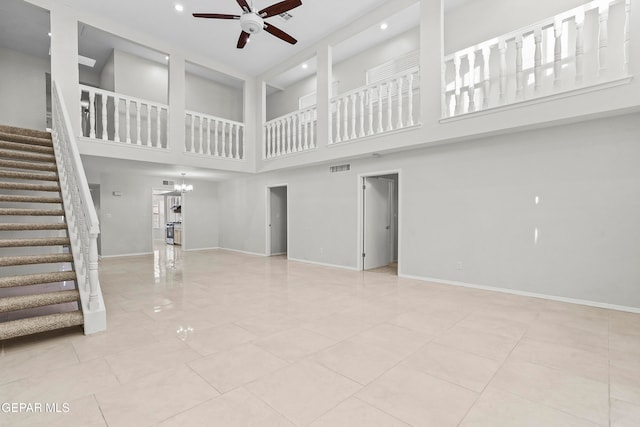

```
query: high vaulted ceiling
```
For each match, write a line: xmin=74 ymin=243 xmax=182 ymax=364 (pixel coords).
xmin=52 ymin=0 xmax=466 ymax=77
xmin=60 ymin=0 xmax=405 ymax=76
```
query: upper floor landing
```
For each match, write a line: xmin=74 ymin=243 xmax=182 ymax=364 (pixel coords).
xmin=13 ymin=0 xmax=640 ymax=174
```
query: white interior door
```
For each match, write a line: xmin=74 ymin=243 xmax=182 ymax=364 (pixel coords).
xmin=363 ymin=177 xmax=392 ymax=270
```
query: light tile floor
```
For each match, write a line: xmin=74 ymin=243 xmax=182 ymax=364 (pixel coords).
xmin=1 ymin=244 xmax=640 ymax=426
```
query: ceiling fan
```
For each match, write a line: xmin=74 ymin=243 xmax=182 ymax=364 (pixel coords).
xmin=193 ymin=0 xmax=302 ymax=49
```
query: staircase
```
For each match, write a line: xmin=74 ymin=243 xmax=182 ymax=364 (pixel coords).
xmin=0 ymin=125 xmax=84 ymax=340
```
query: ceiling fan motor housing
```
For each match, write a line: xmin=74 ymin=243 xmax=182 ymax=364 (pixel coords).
xmin=240 ymin=13 xmax=264 ymax=34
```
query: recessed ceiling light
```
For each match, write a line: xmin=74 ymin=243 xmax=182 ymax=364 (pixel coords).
xmin=380 ymin=22 xmax=388 ymax=30
xmin=165 ymin=55 xmax=169 ymax=61
xmin=48 ymin=32 xmax=51 ymax=37
xmin=174 ymin=4 xmax=184 ymax=12
xmin=301 ymin=63 xmax=308 ymax=69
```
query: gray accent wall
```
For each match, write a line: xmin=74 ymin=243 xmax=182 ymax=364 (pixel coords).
xmin=0 ymin=46 xmax=50 ymax=130
xmin=217 ymin=112 xmax=640 ymax=309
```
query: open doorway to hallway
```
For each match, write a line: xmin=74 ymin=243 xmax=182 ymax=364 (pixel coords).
xmin=359 ymin=172 xmax=399 ymax=274
xmin=266 ymin=185 xmax=288 ymax=257
xmin=152 ymin=188 xmax=182 ymax=248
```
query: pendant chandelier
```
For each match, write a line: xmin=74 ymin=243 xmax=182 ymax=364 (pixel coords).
xmin=175 ymin=173 xmax=193 ymax=193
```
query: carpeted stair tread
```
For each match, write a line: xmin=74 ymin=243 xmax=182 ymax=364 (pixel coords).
xmin=0 ymin=131 xmax=52 ymax=147
xmin=0 ymin=237 xmax=70 ymax=248
xmin=0 ymin=208 xmax=64 ymax=216
xmin=0 ymin=170 xmax=58 ymax=182
xmin=0 ymin=271 xmax=77 ymax=288
xmin=0 ymin=290 xmax=79 ymax=313
xmin=0 ymin=125 xmax=51 ymax=140
xmin=0 ymin=253 xmax=73 ymax=267
xmin=0 ymin=194 xmax=61 ymax=204
xmin=0 ymin=140 xmax=54 ymax=155
xmin=0 ymin=125 xmax=87 ymax=338
xmin=0 ymin=181 xmax=60 ymax=192
xmin=0 ymin=223 xmax=66 ymax=231
xmin=0 ymin=159 xmax=57 ymax=172
xmin=0 ymin=147 xmax=55 ymax=162
xmin=0 ymin=311 xmax=83 ymax=340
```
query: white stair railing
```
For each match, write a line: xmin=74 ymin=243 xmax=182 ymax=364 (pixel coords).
xmin=185 ymin=111 xmax=245 ymax=160
xmin=329 ymin=67 xmax=420 ymax=145
xmin=80 ymin=85 xmax=168 ymax=149
xmin=443 ymin=0 xmax=631 ymax=118
xmin=264 ymin=106 xmax=317 ymax=159
xmin=52 ymin=81 xmax=106 ymax=335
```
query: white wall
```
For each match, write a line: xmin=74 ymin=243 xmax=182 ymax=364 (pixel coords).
xmin=113 ymin=50 xmax=168 ymax=104
xmin=185 ymin=72 xmax=243 ymax=122
xmin=265 ymin=27 xmax=419 ymax=121
xmin=83 ymin=167 xmax=220 ymax=257
xmin=0 ymin=46 xmax=50 ymax=130
xmin=79 ymin=67 xmax=101 ymax=87
xmin=182 ymin=179 xmax=219 ymax=251
xmin=444 ymin=0 xmax=590 ymax=53
xmin=218 ymin=112 xmax=640 ymax=309
xmin=333 ymin=26 xmax=419 ymax=94
xmin=266 ymin=75 xmax=317 ymax=121
xmin=99 ymin=50 xmax=115 ymax=91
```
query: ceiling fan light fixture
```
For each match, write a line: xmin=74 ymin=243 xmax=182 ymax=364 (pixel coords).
xmin=240 ymin=13 xmax=264 ymax=34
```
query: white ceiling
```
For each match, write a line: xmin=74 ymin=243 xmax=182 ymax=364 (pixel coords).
xmin=58 ymin=0 xmax=397 ymax=76
xmin=81 ymin=155 xmax=243 ymax=182
xmin=2 ymin=0 xmax=471 ymax=84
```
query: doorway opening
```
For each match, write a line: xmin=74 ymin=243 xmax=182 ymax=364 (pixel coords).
xmin=359 ymin=172 xmax=400 ymax=274
xmin=266 ymin=185 xmax=288 ymax=257
xmin=152 ymin=188 xmax=183 ymax=247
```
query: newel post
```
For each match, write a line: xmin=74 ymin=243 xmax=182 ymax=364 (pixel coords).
xmin=88 ymin=234 xmax=100 ymax=311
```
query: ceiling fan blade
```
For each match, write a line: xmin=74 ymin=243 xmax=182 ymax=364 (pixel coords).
xmin=237 ymin=31 xmax=250 ymax=49
xmin=259 ymin=0 xmax=302 ymax=18
xmin=236 ymin=0 xmax=251 ymax=13
xmin=264 ymin=22 xmax=297 ymax=45
xmin=192 ymin=13 xmax=240 ymax=20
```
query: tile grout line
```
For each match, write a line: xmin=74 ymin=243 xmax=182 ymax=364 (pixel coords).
xmin=242 ymin=384 xmax=301 ymax=426
xmin=474 ymin=308 xmax=611 ymax=426
xmin=452 ymin=310 xmax=528 ymax=426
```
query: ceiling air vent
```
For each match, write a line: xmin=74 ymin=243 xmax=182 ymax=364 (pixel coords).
xmin=329 ymin=164 xmax=351 ymax=174
xmin=278 ymin=12 xmax=293 ymax=21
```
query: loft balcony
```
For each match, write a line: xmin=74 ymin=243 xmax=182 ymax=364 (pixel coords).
xmin=442 ymin=0 xmax=631 ymax=119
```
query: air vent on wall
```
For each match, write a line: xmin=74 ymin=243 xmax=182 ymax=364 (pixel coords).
xmin=162 ymin=180 xmax=174 ymax=186
xmin=329 ymin=164 xmax=351 ymax=173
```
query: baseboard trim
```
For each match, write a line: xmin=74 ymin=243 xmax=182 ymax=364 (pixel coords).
xmin=184 ymin=247 xmax=221 ymax=252
xmin=288 ymin=257 xmax=359 ymax=271
xmin=399 ymin=273 xmax=640 ymax=314
xmin=219 ymin=247 xmax=266 ymax=257
xmin=100 ymin=251 xmax=153 ymax=259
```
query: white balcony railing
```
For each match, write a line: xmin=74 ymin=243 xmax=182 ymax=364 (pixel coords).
xmin=330 ymin=67 xmax=420 ymax=145
xmin=443 ymin=0 xmax=631 ymax=118
xmin=53 ymin=81 xmax=106 ymax=334
xmin=264 ymin=106 xmax=317 ymax=159
xmin=80 ymin=85 xmax=168 ymax=149
xmin=185 ymin=111 xmax=245 ymax=160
